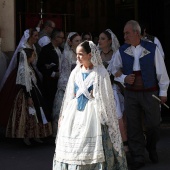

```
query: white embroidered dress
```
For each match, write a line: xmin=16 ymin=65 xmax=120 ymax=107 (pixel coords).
xmin=55 ymin=67 xmax=104 ymax=164
xmin=54 ymin=64 xmax=123 ymax=165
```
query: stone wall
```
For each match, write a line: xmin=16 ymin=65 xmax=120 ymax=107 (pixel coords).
xmin=0 ymin=0 xmax=15 ymax=52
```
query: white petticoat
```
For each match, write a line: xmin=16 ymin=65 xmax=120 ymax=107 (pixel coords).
xmin=54 ymin=98 xmax=105 ymax=165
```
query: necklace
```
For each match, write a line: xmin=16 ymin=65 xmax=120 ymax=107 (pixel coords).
xmin=101 ymin=49 xmax=113 ymax=64
xmin=102 ymin=49 xmax=113 ymax=55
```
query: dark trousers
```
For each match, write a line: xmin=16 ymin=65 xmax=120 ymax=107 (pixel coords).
xmin=124 ymin=90 xmax=161 ymax=163
xmin=42 ymin=78 xmax=58 ymax=118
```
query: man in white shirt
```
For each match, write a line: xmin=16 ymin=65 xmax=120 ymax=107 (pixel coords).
xmin=140 ymin=22 xmax=165 ymax=59
xmin=110 ymin=20 xmax=169 ymax=170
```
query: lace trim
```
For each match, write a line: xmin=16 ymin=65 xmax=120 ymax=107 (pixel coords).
xmin=59 ymin=65 xmax=124 ymax=157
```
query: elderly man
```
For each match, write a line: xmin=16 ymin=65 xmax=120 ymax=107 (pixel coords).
xmin=110 ymin=20 xmax=169 ymax=170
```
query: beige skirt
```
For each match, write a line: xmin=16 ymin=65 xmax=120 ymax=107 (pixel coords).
xmin=6 ymin=89 xmax=52 ymax=138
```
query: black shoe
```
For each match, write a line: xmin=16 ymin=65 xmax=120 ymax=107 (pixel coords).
xmin=131 ymin=162 xmax=145 ymax=170
xmin=148 ymin=151 xmax=158 ymax=164
xmin=146 ymin=145 xmax=159 ymax=164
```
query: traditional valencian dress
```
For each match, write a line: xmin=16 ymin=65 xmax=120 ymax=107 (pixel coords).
xmin=53 ymin=41 xmax=127 ymax=170
xmin=5 ymin=50 xmax=52 ymax=138
xmin=100 ymin=29 xmax=124 ymax=120
xmin=0 ymin=28 xmax=42 ymax=128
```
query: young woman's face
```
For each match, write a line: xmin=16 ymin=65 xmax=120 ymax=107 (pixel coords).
xmin=76 ymin=46 xmax=91 ymax=65
xmin=83 ymin=34 xmax=91 ymax=41
xmin=30 ymin=31 xmax=39 ymax=44
xmin=70 ymin=35 xmax=82 ymax=49
xmin=98 ymin=33 xmax=112 ymax=49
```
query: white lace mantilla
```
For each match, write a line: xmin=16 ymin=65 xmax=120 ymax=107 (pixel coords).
xmin=16 ymin=50 xmax=37 ymax=93
xmin=55 ymin=65 xmax=123 ymax=165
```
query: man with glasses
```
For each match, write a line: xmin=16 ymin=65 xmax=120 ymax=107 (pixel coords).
xmin=37 ymin=29 xmax=65 ymax=121
xmin=36 ymin=20 xmax=56 ymax=54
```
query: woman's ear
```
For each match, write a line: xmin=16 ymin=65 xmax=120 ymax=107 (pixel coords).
xmin=89 ymin=52 xmax=92 ymax=59
xmin=68 ymin=39 xmax=72 ymax=46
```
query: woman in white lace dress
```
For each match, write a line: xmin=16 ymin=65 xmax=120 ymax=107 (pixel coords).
xmin=98 ymin=29 xmax=128 ymax=152
xmin=0 ymin=24 xmax=42 ymax=91
xmin=0 ymin=27 xmax=43 ymax=130
xmin=53 ymin=41 xmax=127 ymax=170
xmin=52 ymin=32 xmax=82 ymax=136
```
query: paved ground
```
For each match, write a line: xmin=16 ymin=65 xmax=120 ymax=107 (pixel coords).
xmin=0 ymin=136 xmax=55 ymax=170
xmin=0 ymin=124 xmax=170 ymax=170
xmin=138 ymin=125 xmax=170 ymax=170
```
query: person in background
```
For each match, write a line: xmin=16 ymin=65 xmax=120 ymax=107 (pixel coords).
xmin=0 ymin=26 xmax=42 ymax=129
xmin=81 ymin=31 xmax=92 ymax=41
xmin=0 ymin=21 xmax=42 ymax=91
xmin=93 ymin=36 xmax=99 ymax=46
xmin=5 ymin=48 xmax=52 ymax=146
xmin=36 ymin=20 xmax=56 ymax=54
xmin=52 ymin=32 xmax=82 ymax=137
xmin=110 ymin=20 xmax=169 ymax=170
xmin=53 ymin=40 xmax=127 ymax=170
xmin=98 ymin=29 xmax=129 ymax=153
xmin=37 ymin=29 xmax=65 ymax=120
xmin=140 ymin=22 xmax=165 ymax=59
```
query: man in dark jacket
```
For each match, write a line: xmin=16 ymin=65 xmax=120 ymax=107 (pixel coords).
xmin=37 ymin=29 xmax=64 ymax=119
